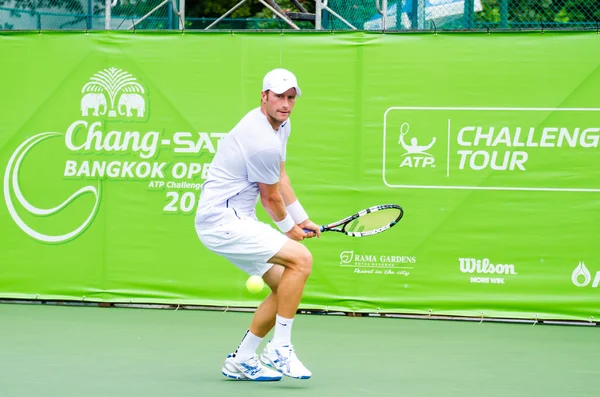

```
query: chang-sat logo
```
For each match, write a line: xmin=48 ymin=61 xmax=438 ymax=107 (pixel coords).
xmin=572 ymin=261 xmax=599 ymax=288
xmin=4 ymin=68 xmax=147 ymax=244
xmin=459 ymin=257 xmax=517 ymax=284
xmin=340 ymin=250 xmax=416 ymax=276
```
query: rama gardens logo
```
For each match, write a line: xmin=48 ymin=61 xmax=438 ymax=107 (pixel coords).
xmin=4 ymin=68 xmax=147 ymax=243
xmin=339 ymin=250 xmax=416 ymax=276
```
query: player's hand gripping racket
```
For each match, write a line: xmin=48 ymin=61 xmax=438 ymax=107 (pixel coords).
xmin=304 ymin=204 xmax=403 ymax=237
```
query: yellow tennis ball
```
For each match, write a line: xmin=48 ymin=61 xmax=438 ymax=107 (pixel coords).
xmin=246 ymin=275 xmax=264 ymax=294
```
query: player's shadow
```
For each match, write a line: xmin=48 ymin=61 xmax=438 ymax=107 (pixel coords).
xmin=220 ymin=378 xmax=310 ymax=389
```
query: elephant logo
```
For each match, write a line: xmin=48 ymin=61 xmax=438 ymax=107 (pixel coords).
xmin=81 ymin=93 xmax=107 ymax=116
xmin=81 ymin=68 xmax=146 ymax=118
xmin=118 ymin=93 xmax=145 ymax=117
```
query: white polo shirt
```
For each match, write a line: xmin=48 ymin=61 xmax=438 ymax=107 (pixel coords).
xmin=195 ymin=107 xmax=291 ymax=228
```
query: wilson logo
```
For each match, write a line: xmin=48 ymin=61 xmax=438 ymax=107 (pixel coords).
xmin=459 ymin=257 xmax=517 ymax=275
xmin=459 ymin=257 xmax=517 ymax=285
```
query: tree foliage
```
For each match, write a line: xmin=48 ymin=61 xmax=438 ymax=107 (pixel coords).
xmin=185 ymin=0 xmax=314 ymax=19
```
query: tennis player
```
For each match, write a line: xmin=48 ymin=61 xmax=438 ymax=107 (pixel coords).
xmin=195 ymin=68 xmax=320 ymax=381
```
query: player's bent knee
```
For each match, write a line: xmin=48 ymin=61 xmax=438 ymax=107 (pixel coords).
xmin=295 ymin=247 xmax=313 ymax=278
xmin=269 ymin=240 xmax=313 ymax=277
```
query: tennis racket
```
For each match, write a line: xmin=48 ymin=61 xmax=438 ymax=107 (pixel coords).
xmin=304 ymin=204 xmax=403 ymax=237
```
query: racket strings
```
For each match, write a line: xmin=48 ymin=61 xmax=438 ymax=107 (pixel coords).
xmin=345 ymin=209 xmax=402 ymax=233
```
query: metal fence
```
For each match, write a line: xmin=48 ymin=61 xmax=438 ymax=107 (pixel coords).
xmin=1 ymin=0 xmax=599 ymax=31
xmin=323 ymin=0 xmax=600 ymax=31
xmin=0 ymin=0 xmax=182 ymax=30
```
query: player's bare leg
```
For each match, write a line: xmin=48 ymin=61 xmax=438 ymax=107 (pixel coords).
xmin=247 ymin=265 xmax=284 ymax=337
xmin=222 ymin=265 xmax=285 ymax=382
xmin=268 ymin=240 xmax=312 ymax=316
xmin=259 ymin=240 xmax=313 ymax=379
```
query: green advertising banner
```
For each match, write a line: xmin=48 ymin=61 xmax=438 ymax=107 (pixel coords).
xmin=1 ymin=31 xmax=599 ymax=321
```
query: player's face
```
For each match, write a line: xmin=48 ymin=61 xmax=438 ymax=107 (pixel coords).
xmin=262 ymin=88 xmax=297 ymax=125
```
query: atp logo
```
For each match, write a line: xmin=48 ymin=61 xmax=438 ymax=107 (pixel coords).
xmin=4 ymin=67 xmax=147 ymax=244
xmin=398 ymin=122 xmax=436 ymax=168
xmin=572 ymin=261 xmax=599 ymax=288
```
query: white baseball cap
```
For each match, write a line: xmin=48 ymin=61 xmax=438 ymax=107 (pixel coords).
xmin=262 ymin=68 xmax=302 ymax=97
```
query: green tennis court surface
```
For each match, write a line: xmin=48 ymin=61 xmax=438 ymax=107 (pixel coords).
xmin=1 ymin=303 xmax=598 ymax=397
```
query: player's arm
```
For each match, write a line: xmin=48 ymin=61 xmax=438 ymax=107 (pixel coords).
xmin=278 ymin=162 xmax=321 ymax=238
xmin=258 ymin=182 xmax=305 ymax=241
xmin=278 ymin=161 xmax=297 ymax=206
xmin=248 ymin=148 xmax=309 ymax=241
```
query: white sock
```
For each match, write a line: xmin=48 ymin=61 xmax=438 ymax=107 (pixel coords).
xmin=272 ymin=315 xmax=294 ymax=346
xmin=234 ymin=330 xmax=263 ymax=362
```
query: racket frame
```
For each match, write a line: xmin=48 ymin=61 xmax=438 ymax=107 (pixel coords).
xmin=319 ymin=204 xmax=403 ymax=237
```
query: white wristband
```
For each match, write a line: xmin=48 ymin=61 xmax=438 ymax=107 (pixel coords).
xmin=275 ymin=213 xmax=295 ymax=233
xmin=286 ymin=200 xmax=309 ymax=224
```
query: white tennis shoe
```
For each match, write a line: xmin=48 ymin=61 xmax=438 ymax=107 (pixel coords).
xmin=260 ymin=342 xmax=312 ymax=379
xmin=222 ymin=354 xmax=282 ymax=381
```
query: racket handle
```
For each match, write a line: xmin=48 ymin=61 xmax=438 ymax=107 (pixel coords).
xmin=303 ymin=226 xmax=324 ymax=233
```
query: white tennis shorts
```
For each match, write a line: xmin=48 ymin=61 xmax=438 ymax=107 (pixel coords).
xmin=196 ymin=218 xmax=289 ymax=276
